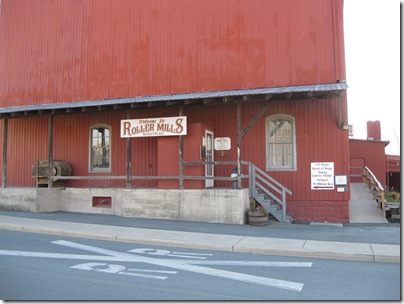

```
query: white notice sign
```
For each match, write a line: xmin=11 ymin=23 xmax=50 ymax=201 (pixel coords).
xmin=120 ymin=116 xmax=187 ymax=138
xmin=311 ymin=162 xmax=334 ymax=190
xmin=214 ymin=137 xmax=231 ymax=151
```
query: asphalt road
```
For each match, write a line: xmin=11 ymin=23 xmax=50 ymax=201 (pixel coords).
xmin=0 ymin=230 xmax=400 ymax=300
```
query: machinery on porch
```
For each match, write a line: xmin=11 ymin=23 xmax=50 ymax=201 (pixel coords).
xmin=32 ymin=160 xmax=72 ymax=188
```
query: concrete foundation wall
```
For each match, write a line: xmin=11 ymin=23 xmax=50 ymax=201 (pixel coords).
xmin=0 ymin=188 xmax=250 ymax=225
xmin=0 ymin=188 xmax=37 ymax=212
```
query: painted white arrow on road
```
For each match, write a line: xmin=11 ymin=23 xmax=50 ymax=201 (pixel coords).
xmin=0 ymin=240 xmax=312 ymax=292
xmin=52 ymin=240 xmax=306 ymax=292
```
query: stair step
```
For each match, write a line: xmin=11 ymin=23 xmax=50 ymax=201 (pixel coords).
xmin=252 ymin=186 xmax=290 ymax=223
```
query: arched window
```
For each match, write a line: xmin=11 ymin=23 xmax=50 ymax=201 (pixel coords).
xmin=89 ymin=124 xmax=111 ymax=172
xmin=265 ymin=114 xmax=296 ymax=171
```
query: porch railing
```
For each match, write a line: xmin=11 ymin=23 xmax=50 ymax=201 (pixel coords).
xmin=363 ymin=166 xmax=386 ymax=218
xmin=247 ymin=162 xmax=293 ymax=222
xmin=47 ymin=160 xmax=249 ymax=187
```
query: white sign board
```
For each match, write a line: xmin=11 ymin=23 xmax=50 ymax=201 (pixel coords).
xmin=120 ymin=116 xmax=187 ymax=138
xmin=214 ymin=137 xmax=231 ymax=151
xmin=335 ymin=175 xmax=348 ymax=186
xmin=311 ymin=162 xmax=334 ymax=190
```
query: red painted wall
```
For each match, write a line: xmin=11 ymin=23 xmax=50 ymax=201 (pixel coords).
xmin=386 ymin=154 xmax=400 ymax=173
xmin=0 ymin=0 xmax=349 ymax=222
xmin=349 ymin=139 xmax=388 ymax=187
xmin=366 ymin=121 xmax=381 ymax=140
xmin=0 ymin=0 xmax=344 ymax=108
xmin=1 ymin=97 xmax=350 ymax=222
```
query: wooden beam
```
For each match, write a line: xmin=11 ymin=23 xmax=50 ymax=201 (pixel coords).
xmin=223 ymin=96 xmax=234 ymax=103
xmin=184 ymin=99 xmax=197 ymax=105
xmin=148 ymin=101 xmax=160 ymax=107
xmin=237 ymin=102 xmax=241 ymax=189
xmin=2 ymin=119 xmax=8 ymax=188
xmin=166 ymin=100 xmax=180 ymax=106
xmin=240 ymin=102 xmax=272 ymax=138
xmin=264 ymin=94 xmax=272 ymax=100
xmin=179 ymin=106 xmax=184 ymax=189
xmin=126 ymin=111 xmax=132 ymax=188
xmin=113 ymin=104 xmax=124 ymax=110
xmin=48 ymin=115 xmax=54 ymax=188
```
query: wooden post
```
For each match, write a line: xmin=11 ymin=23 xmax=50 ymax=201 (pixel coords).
xmin=2 ymin=119 xmax=8 ymax=188
xmin=237 ymin=102 xmax=241 ymax=189
xmin=179 ymin=106 xmax=184 ymax=189
xmin=126 ymin=112 xmax=132 ymax=188
xmin=48 ymin=115 xmax=54 ymax=188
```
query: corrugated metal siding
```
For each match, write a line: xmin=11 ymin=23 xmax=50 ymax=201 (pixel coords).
xmin=0 ymin=0 xmax=341 ymax=108
xmin=240 ymin=98 xmax=350 ymax=202
xmin=349 ymin=139 xmax=387 ymax=187
xmin=2 ymin=97 xmax=350 ymax=202
xmin=0 ymin=121 xmax=3 ymax=180
xmin=6 ymin=117 xmax=48 ymax=187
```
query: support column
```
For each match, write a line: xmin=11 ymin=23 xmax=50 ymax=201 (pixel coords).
xmin=2 ymin=119 xmax=8 ymax=188
xmin=236 ymin=102 xmax=241 ymax=189
xmin=48 ymin=115 xmax=54 ymax=188
xmin=126 ymin=111 xmax=132 ymax=188
xmin=179 ymin=106 xmax=184 ymax=189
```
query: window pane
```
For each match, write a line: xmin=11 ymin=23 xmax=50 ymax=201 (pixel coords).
xmin=269 ymin=119 xmax=292 ymax=143
xmin=266 ymin=116 xmax=295 ymax=170
xmin=90 ymin=126 xmax=111 ymax=171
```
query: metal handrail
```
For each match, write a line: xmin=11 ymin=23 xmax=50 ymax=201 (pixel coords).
xmin=247 ymin=162 xmax=292 ymax=222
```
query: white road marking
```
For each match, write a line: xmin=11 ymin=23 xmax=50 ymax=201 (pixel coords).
xmin=0 ymin=250 xmax=311 ymax=267
xmin=71 ymin=262 xmax=126 ymax=273
xmin=126 ymin=268 xmax=178 ymax=274
xmin=0 ymin=241 xmax=310 ymax=291
xmin=0 ymin=250 xmax=126 ymax=261
xmin=53 ymin=240 xmax=305 ymax=292
xmin=127 ymin=248 xmax=213 ymax=259
xmin=166 ymin=253 xmax=207 ymax=259
xmin=70 ymin=262 xmax=177 ymax=280
xmin=119 ymin=271 xmax=168 ymax=280
xmin=168 ymin=260 xmax=313 ymax=267
xmin=172 ymin=251 xmax=213 ymax=256
xmin=120 ymin=268 xmax=178 ymax=280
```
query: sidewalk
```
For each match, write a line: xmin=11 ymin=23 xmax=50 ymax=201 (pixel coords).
xmin=0 ymin=211 xmax=399 ymax=263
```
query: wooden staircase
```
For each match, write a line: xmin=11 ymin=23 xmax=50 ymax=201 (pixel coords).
xmin=247 ymin=162 xmax=293 ymax=223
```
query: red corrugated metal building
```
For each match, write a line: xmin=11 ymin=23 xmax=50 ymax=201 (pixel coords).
xmin=0 ymin=0 xmax=350 ymax=223
xmin=349 ymin=120 xmax=400 ymax=193
xmin=349 ymin=121 xmax=389 ymax=186
xmin=386 ymin=154 xmax=400 ymax=193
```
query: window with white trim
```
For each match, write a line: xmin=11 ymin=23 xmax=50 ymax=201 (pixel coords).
xmin=265 ymin=114 xmax=296 ymax=171
xmin=90 ymin=124 xmax=111 ymax=172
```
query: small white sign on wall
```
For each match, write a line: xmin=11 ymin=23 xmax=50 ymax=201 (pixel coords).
xmin=214 ymin=137 xmax=231 ymax=151
xmin=311 ymin=162 xmax=334 ymax=190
